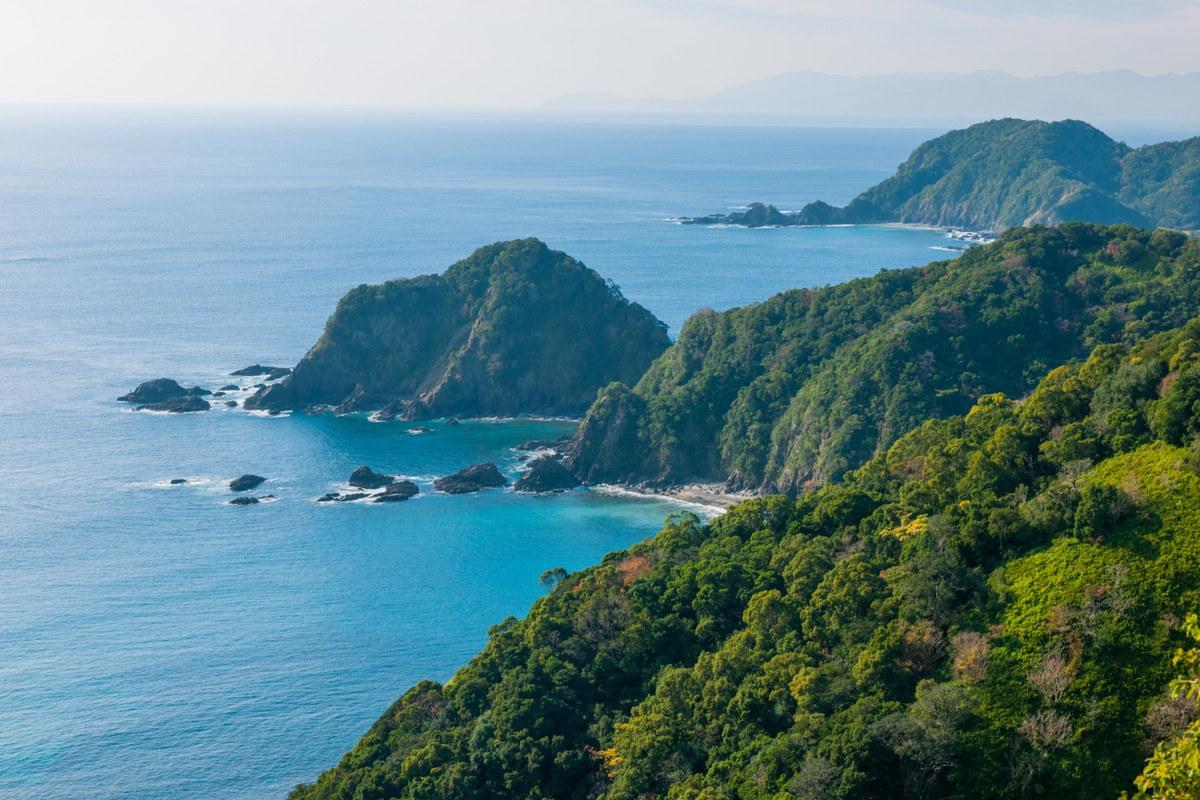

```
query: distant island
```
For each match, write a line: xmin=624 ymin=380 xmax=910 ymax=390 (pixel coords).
xmin=246 ymin=239 xmax=670 ymax=419
xmin=679 ymin=119 xmax=1200 ymax=233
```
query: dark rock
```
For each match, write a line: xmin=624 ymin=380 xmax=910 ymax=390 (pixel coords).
xmin=212 ymin=391 xmax=226 ymax=397
xmin=340 ymin=492 xmax=368 ymax=502
xmin=118 ymin=378 xmax=187 ymax=404
xmin=253 ymin=383 xmax=267 ymax=389
xmin=220 ymin=384 xmax=240 ymax=391
xmin=434 ymin=462 xmax=508 ymax=494
xmin=317 ymin=492 xmax=341 ymax=502
xmin=229 ymin=474 xmax=266 ymax=492
xmin=169 ymin=478 xmax=188 ymax=485
xmin=513 ymin=456 xmax=582 ymax=493
xmin=266 ymin=367 xmax=291 ymax=381
xmin=409 ymin=426 xmax=433 ymax=434
xmin=680 ymin=202 xmax=797 ymax=228
xmin=348 ymin=465 xmax=394 ymax=490
xmin=514 ymin=436 xmax=572 ymax=451
xmin=225 ymin=400 xmax=238 ymax=407
xmin=135 ymin=396 xmax=211 ymax=413
xmin=372 ymin=400 xmax=402 ymax=422
xmin=268 ymin=409 xmax=281 ymax=416
xmin=231 ymin=364 xmax=291 ymax=377
xmin=445 ymin=417 xmax=460 ymax=426
xmin=187 ymin=386 xmax=212 ymax=397
xmin=373 ymin=481 xmax=420 ymax=502
xmin=229 ymin=496 xmax=259 ymax=505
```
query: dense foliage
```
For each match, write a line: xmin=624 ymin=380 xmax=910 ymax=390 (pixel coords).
xmin=854 ymin=119 xmax=1151 ymax=230
xmin=247 ymin=239 xmax=670 ymax=418
xmin=290 ymin=313 xmax=1200 ymax=800
xmin=567 ymin=223 xmax=1200 ymax=492
xmin=684 ymin=120 xmax=1200 ymax=232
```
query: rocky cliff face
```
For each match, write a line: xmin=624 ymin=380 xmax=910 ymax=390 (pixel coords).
xmin=246 ymin=239 xmax=671 ymax=418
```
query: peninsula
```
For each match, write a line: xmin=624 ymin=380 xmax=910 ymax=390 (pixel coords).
xmin=680 ymin=119 xmax=1200 ymax=233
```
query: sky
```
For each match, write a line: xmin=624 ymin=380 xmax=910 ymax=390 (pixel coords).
xmin=0 ymin=0 xmax=1197 ymax=107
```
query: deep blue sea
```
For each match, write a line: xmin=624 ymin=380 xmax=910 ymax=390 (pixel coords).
xmin=0 ymin=109 xmax=1104 ymax=799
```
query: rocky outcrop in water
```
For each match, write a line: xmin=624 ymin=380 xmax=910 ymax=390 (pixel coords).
xmin=434 ymin=463 xmax=508 ymax=494
xmin=135 ymin=396 xmax=211 ymax=413
xmin=373 ymin=481 xmax=420 ymax=502
xmin=513 ymin=456 xmax=581 ymax=493
xmin=348 ymin=466 xmax=393 ymax=490
xmin=244 ymin=239 xmax=670 ymax=418
xmin=229 ymin=474 xmax=266 ymax=492
xmin=231 ymin=365 xmax=292 ymax=380
xmin=118 ymin=378 xmax=187 ymax=404
xmin=514 ymin=436 xmax=572 ymax=452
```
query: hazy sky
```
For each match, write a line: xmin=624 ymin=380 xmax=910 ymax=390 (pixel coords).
xmin=1 ymin=0 xmax=1197 ymax=107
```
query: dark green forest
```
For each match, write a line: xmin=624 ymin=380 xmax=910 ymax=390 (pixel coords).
xmin=290 ymin=230 xmax=1200 ymax=800
xmin=568 ymin=223 xmax=1200 ymax=493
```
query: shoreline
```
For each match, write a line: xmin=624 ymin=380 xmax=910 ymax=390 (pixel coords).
xmin=673 ymin=216 xmax=998 ymax=243
xmin=594 ymin=481 xmax=757 ymax=512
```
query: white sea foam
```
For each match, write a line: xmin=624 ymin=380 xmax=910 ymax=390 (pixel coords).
xmin=589 ymin=484 xmax=726 ymax=517
xmin=246 ymin=409 xmax=291 ymax=418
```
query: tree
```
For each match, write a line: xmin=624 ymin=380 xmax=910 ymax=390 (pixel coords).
xmin=539 ymin=567 xmax=569 ymax=592
xmin=1129 ymin=614 xmax=1200 ymax=799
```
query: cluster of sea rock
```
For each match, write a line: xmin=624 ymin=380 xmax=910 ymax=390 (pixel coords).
xmin=316 ymin=465 xmax=420 ymax=504
xmin=154 ymin=416 xmax=581 ymax=506
xmin=311 ymin=445 xmax=582 ymax=507
xmin=117 ymin=366 xmax=292 ymax=413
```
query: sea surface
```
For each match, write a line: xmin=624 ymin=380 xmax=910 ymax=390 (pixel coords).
xmin=0 ymin=110 xmax=1152 ymax=799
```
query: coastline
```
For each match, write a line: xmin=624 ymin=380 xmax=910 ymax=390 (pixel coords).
xmin=673 ymin=216 xmax=998 ymax=244
xmin=593 ymin=481 xmax=757 ymax=512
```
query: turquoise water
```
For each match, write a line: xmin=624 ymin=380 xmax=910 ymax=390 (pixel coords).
xmin=0 ymin=111 xmax=963 ymax=799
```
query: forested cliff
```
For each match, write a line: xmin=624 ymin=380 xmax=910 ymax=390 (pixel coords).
xmin=567 ymin=223 xmax=1200 ymax=493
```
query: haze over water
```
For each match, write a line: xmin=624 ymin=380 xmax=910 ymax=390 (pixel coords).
xmin=2 ymin=110 xmax=1014 ymax=799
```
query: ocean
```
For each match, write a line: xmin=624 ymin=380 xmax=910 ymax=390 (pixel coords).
xmin=0 ymin=109 xmax=1031 ymax=799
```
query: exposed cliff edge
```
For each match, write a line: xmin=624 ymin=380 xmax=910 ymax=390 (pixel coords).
xmin=564 ymin=223 xmax=1200 ymax=494
xmin=681 ymin=119 xmax=1200 ymax=232
xmin=246 ymin=239 xmax=670 ymax=417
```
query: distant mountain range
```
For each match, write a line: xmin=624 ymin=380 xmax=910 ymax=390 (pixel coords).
xmin=544 ymin=70 xmax=1200 ymax=126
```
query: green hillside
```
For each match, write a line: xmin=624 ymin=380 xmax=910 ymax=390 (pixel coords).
xmin=567 ymin=223 xmax=1200 ymax=493
xmin=287 ymin=315 xmax=1200 ymax=800
xmin=682 ymin=120 xmax=1200 ymax=232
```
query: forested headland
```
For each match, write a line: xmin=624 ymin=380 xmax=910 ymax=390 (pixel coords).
xmin=568 ymin=223 xmax=1200 ymax=494
xmin=681 ymin=119 xmax=1200 ymax=232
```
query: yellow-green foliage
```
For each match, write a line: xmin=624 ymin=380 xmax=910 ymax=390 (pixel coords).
xmin=1130 ymin=614 xmax=1200 ymax=799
